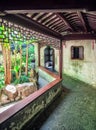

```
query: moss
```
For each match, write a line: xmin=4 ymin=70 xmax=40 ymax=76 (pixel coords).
xmin=39 ymin=74 xmax=96 ymax=130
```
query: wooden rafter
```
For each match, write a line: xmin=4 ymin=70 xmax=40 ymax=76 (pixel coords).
xmin=77 ymin=11 xmax=87 ymax=32
xmin=31 ymin=13 xmax=39 ymax=18
xmin=36 ymin=13 xmax=47 ymax=21
xmin=53 ymin=23 xmax=65 ymax=31
xmin=55 ymin=25 xmax=68 ymax=32
xmin=40 ymin=13 xmax=54 ymax=23
xmin=44 ymin=16 xmax=57 ymax=26
xmin=51 ymin=21 xmax=63 ymax=29
xmin=48 ymin=18 xmax=60 ymax=27
xmin=54 ymin=26 xmax=64 ymax=32
xmin=56 ymin=13 xmax=74 ymax=32
xmin=81 ymin=12 xmax=92 ymax=32
xmin=1 ymin=13 xmax=62 ymax=39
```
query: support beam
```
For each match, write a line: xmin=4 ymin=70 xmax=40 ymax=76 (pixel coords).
xmin=81 ymin=12 xmax=92 ymax=32
xmin=59 ymin=40 xmax=63 ymax=78
xmin=31 ymin=13 xmax=39 ymax=18
xmin=56 ymin=13 xmax=74 ymax=32
xmin=77 ymin=11 xmax=88 ymax=32
xmin=16 ymin=14 xmax=63 ymax=39
xmin=63 ymin=33 xmax=96 ymax=40
xmin=36 ymin=13 xmax=47 ymax=21
xmin=1 ymin=14 xmax=62 ymax=39
xmin=38 ymin=43 xmax=40 ymax=66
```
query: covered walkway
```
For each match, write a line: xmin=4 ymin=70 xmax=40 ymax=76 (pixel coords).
xmin=32 ymin=74 xmax=96 ymax=130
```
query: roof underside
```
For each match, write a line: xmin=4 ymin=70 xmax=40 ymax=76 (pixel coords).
xmin=0 ymin=1 xmax=96 ymax=40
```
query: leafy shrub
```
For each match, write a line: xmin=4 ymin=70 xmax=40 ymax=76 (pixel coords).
xmin=0 ymin=65 xmax=4 ymax=72
xmin=0 ymin=79 xmax=4 ymax=89
xmin=11 ymin=70 xmax=16 ymax=82
xmin=14 ymin=75 xmax=29 ymax=85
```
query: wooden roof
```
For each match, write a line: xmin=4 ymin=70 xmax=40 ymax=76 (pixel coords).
xmin=0 ymin=1 xmax=96 ymax=40
xmin=1 ymin=11 xmax=96 ymax=38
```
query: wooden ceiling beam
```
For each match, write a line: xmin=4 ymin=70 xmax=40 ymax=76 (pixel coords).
xmin=55 ymin=26 xmax=67 ymax=32
xmin=56 ymin=25 xmax=68 ymax=31
xmin=31 ymin=13 xmax=39 ymax=18
xmin=40 ymin=13 xmax=54 ymax=24
xmin=77 ymin=11 xmax=88 ymax=32
xmin=56 ymin=13 xmax=75 ymax=32
xmin=48 ymin=19 xmax=60 ymax=27
xmin=44 ymin=17 xmax=57 ymax=26
xmin=53 ymin=23 xmax=65 ymax=31
xmin=1 ymin=14 xmax=62 ymax=39
xmin=63 ymin=33 xmax=96 ymax=40
xmin=49 ymin=20 xmax=63 ymax=29
xmin=81 ymin=12 xmax=92 ymax=32
xmin=36 ymin=13 xmax=47 ymax=21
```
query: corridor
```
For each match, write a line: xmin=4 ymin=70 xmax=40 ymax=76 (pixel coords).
xmin=33 ymin=74 xmax=96 ymax=130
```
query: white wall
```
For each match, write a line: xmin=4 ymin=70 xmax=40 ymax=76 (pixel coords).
xmin=33 ymin=43 xmax=39 ymax=70
xmin=63 ymin=40 xmax=96 ymax=87
xmin=40 ymin=46 xmax=59 ymax=72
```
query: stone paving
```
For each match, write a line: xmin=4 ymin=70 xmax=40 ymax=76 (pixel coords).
xmin=37 ymin=74 xmax=96 ymax=130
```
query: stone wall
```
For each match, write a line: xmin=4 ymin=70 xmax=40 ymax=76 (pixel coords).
xmin=1 ymin=79 xmax=62 ymax=130
xmin=63 ymin=40 xmax=96 ymax=87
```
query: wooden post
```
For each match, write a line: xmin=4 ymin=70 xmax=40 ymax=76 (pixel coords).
xmin=59 ymin=40 xmax=63 ymax=78
xmin=38 ymin=43 xmax=40 ymax=66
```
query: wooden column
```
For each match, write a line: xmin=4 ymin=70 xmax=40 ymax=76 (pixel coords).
xmin=59 ymin=40 xmax=63 ymax=78
xmin=38 ymin=43 xmax=40 ymax=66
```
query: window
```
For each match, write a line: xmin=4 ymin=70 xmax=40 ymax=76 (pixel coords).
xmin=44 ymin=46 xmax=54 ymax=70
xmin=71 ymin=46 xmax=84 ymax=60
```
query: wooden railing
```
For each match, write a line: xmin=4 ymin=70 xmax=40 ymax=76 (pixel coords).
xmin=0 ymin=67 xmax=62 ymax=130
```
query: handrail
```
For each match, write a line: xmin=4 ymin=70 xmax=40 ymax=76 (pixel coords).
xmin=0 ymin=67 xmax=61 ymax=124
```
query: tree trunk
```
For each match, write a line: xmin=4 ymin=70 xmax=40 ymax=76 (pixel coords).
xmin=1 ymin=44 xmax=11 ymax=84
xmin=7 ymin=46 xmax=11 ymax=84
xmin=2 ymin=44 xmax=7 ymax=84
xmin=19 ymin=46 xmax=22 ymax=77
xmin=25 ymin=44 xmax=28 ymax=75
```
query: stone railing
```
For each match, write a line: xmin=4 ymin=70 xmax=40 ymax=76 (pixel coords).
xmin=0 ymin=66 xmax=62 ymax=130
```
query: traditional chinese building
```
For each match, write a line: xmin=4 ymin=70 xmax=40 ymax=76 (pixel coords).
xmin=0 ymin=1 xmax=96 ymax=130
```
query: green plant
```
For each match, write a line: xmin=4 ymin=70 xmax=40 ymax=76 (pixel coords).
xmin=14 ymin=75 xmax=29 ymax=85
xmin=0 ymin=79 xmax=4 ymax=89
xmin=14 ymin=65 xmax=20 ymax=73
xmin=0 ymin=65 xmax=4 ymax=72
xmin=11 ymin=70 xmax=16 ymax=82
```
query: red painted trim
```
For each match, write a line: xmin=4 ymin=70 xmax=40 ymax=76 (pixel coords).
xmin=0 ymin=67 xmax=61 ymax=123
xmin=59 ymin=40 xmax=63 ymax=78
xmin=63 ymin=34 xmax=96 ymax=40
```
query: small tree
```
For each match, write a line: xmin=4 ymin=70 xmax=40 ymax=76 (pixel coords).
xmin=1 ymin=43 xmax=11 ymax=84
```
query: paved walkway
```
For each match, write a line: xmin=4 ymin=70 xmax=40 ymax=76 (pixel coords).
xmin=34 ymin=74 xmax=96 ymax=130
